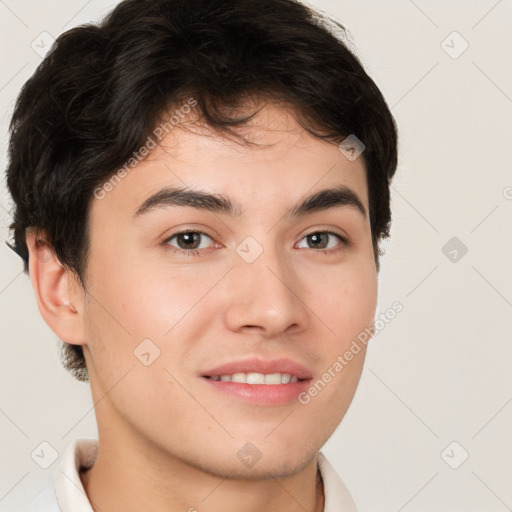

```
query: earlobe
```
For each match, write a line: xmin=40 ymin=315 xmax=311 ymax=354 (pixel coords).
xmin=26 ymin=229 xmax=86 ymax=346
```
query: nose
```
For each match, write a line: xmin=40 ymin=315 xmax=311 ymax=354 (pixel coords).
xmin=223 ymin=242 xmax=309 ymax=338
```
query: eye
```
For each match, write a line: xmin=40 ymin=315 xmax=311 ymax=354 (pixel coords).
xmin=163 ymin=230 xmax=214 ymax=256
xmin=162 ymin=229 xmax=349 ymax=257
xmin=296 ymin=230 xmax=348 ymax=253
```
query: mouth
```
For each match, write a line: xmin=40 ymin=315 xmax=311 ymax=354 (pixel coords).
xmin=200 ymin=358 xmax=313 ymax=406
xmin=204 ymin=372 xmax=304 ymax=384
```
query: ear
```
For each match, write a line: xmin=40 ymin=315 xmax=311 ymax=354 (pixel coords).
xmin=26 ymin=229 xmax=86 ymax=346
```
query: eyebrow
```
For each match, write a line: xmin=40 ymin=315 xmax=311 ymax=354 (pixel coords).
xmin=134 ymin=184 xmax=366 ymax=219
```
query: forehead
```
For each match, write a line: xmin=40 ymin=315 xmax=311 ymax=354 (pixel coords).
xmin=91 ymin=102 xmax=369 ymax=220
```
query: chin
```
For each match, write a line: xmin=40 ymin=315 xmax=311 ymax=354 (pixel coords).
xmin=192 ymin=441 xmax=319 ymax=481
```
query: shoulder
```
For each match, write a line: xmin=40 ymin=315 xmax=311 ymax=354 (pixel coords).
xmin=6 ymin=438 xmax=99 ymax=512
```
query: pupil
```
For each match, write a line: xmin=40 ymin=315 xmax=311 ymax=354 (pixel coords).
xmin=309 ymin=233 xmax=327 ymax=249
xmin=179 ymin=232 xmax=199 ymax=249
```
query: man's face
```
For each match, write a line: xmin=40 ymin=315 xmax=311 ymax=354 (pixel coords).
xmin=78 ymin=102 xmax=377 ymax=478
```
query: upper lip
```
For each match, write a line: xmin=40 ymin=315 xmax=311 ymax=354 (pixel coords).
xmin=201 ymin=357 xmax=313 ymax=380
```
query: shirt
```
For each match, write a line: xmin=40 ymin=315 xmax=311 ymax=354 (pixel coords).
xmin=12 ymin=438 xmax=357 ymax=512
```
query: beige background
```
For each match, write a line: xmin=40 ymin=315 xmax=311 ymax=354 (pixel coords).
xmin=1 ymin=1 xmax=511 ymax=511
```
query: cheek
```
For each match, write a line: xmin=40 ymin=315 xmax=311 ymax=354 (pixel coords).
xmin=82 ymin=254 xmax=221 ymax=386
xmin=319 ymin=260 xmax=378 ymax=342
xmin=305 ymin=260 xmax=376 ymax=405
xmin=85 ymin=246 xmax=180 ymax=335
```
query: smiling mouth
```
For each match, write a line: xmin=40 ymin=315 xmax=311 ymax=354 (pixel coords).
xmin=204 ymin=372 xmax=306 ymax=384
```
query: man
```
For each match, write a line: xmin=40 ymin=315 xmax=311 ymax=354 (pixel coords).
xmin=6 ymin=0 xmax=398 ymax=510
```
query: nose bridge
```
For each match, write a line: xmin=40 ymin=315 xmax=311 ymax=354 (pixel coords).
xmin=224 ymin=234 xmax=307 ymax=335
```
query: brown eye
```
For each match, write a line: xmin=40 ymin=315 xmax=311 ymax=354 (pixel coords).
xmin=163 ymin=231 xmax=214 ymax=254
xmin=296 ymin=231 xmax=347 ymax=252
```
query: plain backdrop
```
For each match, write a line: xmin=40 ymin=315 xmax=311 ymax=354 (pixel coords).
xmin=1 ymin=1 xmax=511 ymax=511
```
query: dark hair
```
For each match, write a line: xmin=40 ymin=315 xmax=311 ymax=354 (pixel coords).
xmin=5 ymin=0 xmax=398 ymax=382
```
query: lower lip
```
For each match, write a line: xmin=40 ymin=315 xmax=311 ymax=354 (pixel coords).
xmin=201 ymin=377 xmax=312 ymax=406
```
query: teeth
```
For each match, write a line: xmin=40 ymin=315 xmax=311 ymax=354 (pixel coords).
xmin=281 ymin=373 xmax=291 ymax=384
xmin=264 ymin=373 xmax=282 ymax=384
xmin=209 ymin=372 xmax=301 ymax=384
xmin=247 ymin=372 xmax=265 ymax=384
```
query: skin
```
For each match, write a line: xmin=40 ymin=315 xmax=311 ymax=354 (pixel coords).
xmin=26 ymin=101 xmax=378 ymax=512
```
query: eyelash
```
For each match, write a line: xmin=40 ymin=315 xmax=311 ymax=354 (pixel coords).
xmin=162 ymin=229 xmax=350 ymax=257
